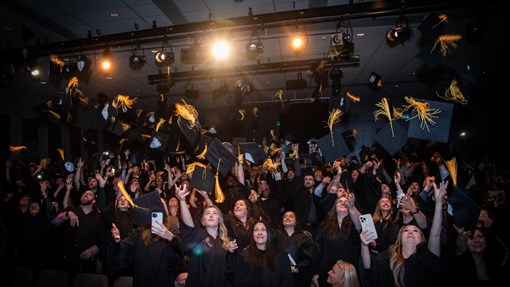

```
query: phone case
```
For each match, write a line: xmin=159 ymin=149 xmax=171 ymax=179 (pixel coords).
xmin=151 ymin=212 xmax=163 ymax=227
xmin=359 ymin=214 xmax=378 ymax=240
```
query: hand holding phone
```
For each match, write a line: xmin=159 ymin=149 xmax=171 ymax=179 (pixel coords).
xmin=151 ymin=212 xmax=163 ymax=233
xmin=359 ymin=214 xmax=378 ymax=240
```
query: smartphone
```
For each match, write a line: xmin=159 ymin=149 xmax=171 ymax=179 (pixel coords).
xmin=151 ymin=212 xmax=163 ymax=230
xmin=359 ymin=214 xmax=378 ymax=240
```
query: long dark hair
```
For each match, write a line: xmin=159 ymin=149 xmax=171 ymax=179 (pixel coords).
xmin=243 ymin=219 xmax=277 ymax=271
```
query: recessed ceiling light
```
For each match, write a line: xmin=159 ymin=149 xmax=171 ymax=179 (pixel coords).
xmin=356 ymin=32 xmax=365 ymax=37
xmin=110 ymin=12 xmax=119 ymax=17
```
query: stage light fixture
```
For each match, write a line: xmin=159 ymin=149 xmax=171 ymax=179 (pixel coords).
xmin=99 ymin=47 xmax=112 ymax=75
xmin=129 ymin=46 xmax=146 ymax=70
xmin=245 ymin=30 xmax=263 ymax=60
xmin=155 ymin=51 xmax=174 ymax=67
xmin=26 ymin=63 xmax=40 ymax=81
xmin=386 ymin=4 xmax=413 ymax=47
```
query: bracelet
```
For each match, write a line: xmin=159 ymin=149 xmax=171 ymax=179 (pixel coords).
xmin=410 ymin=208 xmax=420 ymax=215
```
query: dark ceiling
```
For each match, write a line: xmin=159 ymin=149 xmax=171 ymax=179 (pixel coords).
xmin=1 ymin=0 xmax=508 ymax=155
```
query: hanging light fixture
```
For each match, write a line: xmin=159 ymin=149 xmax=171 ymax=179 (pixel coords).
xmin=290 ymin=24 xmax=308 ymax=54
xmin=245 ymin=29 xmax=263 ymax=60
xmin=386 ymin=2 xmax=413 ymax=46
xmin=129 ymin=45 xmax=146 ymax=70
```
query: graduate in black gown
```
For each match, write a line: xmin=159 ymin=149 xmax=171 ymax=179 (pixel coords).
xmin=359 ymin=181 xmax=448 ymax=287
xmin=176 ymin=183 xmax=233 ymax=287
xmin=109 ymin=188 xmax=182 ymax=287
xmin=226 ymin=219 xmax=294 ymax=287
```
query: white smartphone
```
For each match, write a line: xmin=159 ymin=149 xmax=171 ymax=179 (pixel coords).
xmin=359 ymin=214 xmax=378 ymax=240
xmin=151 ymin=212 xmax=163 ymax=229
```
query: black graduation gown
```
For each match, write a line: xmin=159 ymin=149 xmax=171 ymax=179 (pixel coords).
xmin=313 ymin=221 xmax=361 ymax=287
xmin=180 ymin=219 xmax=232 ymax=287
xmin=225 ymin=247 xmax=294 ymax=287
xmin=359 ymin=242 xmax=448 ymax=287
xmin=109 ymin=230 xmax=182 ymax=287
xmin=282 ymin=231 xmax=314 ymax=287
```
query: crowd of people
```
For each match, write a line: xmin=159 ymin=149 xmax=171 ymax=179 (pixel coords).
xmin=1 ymin=137 xmax=509 ymax=287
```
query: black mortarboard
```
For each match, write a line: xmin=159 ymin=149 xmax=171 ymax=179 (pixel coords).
xmin=149 ymin=130 xmax=169 ymax=151
xmin=205 ymin=138 xmax=237 ymax=177
xmin=107 ymin=119 xmax=126 ymax=136
xmin=448 ymin=187 xmax=481 ymax=231
xmin=317 ymin=129 xmax=350 ymax=163
xmin=239 ymin=142 xmax=267 ymax=165
xmin=417 ymin=12 xmax=446 ymax=40
xmin=57 ymin=160 xmax=75 ymax=176
xmin=416 ymin=39 xmax=443 ymax=68
xmin=177 ymin=116 xmax=201 ymax=148
xmin=407 ymin=99 xmax=454 ymax=143
xmin=374 ymin=121 xmax=408 ymax=156
xmin=190 ymin=165 xmax=215 ymax=193
xmin=132 ymin=191 xmax=167 ymax=227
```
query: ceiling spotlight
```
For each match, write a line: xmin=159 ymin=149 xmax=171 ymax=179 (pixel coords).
xmin=386 ymin=4 xmax=413 ymax=46
xmin=155 ymin=51 xmax=174 ymax=67
xmin=26 ymin=61 xmax=40 ymax=81
xmin=129 ymin=46 xmax=146 ymax=70
xmin=386 ymin=26 xmax=412 ymax=44
xmin=100 ymin=47 xmax=112 ymax=75
xmin=246 ymin=30 xmax=263 ymax=60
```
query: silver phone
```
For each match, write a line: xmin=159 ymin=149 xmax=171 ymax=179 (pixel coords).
xmin=359 ymin=214 xmax=378 ymax=240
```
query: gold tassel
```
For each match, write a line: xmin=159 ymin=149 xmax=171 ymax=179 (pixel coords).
xmin=402 ymin=96 xmax=441 ymax=132
xmin=9 ymin=145 xmax=27 ymax=155
xmin=78 ymin=96 xmax=89 ymax=105
xmin=275 ymin=89 xmax=284 ymax=107
xmin=444 ymin=157 xmax=458 ymax=187
xmin=345 ymin=91 xmax=361 ymax=102
xmin=268 ymin=144 xmax=281 ymax=156
xmin=373 ymin=98 xmax=395 ymax=137
xmin=289 ymin=150 xmax=297 ymax=160
xmin=432 ymin=13 xmax=449 ymax=28
xmin=238 ymin=109 xmax=245 ymax=120
xmin=186 ymin=162 xmax=206 ymax=175
xmin=119 ymin=138 xmax=127 ymax=149
xmin=117 ymin=181 xmax=136 ymax=208
xmin=196 ymin=143 xmax=208 ymax=160
xmin=325 ymin=108 xmax=343 ymax=146
xmin=48 ymin=110 xmax=61 ymax=120
xmin=436 ymin=79 xmax=468 ymax=105
xmin=57 ymin=148 xmax=65 ymax=160
xmin=155 ymin=118 xmax=165 ymax=132
xmin=67 ymin=77 xmax=78 ymax=90
xmin=270 ymin=129 xmax=278 ymax=142
xmin=113 ymin=94 xmax=137 ymax=113
xmin=261 ymin=157 xmax=280 ymax=175
xmin=49 ymin=55 xmax=65 ymax=67
xmin=175 ymin=99 xmax=199 ymax=128
xmin=431 ymin=34 xmax=462 ymax=56
xmin=214 ymin=159 xmax=225 ymax=203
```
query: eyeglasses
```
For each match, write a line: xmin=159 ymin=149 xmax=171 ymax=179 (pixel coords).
xmin=468 ymin=234 xmax=485 ymax=240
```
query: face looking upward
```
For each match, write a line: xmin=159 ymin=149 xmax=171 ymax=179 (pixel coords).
xmin=253 ymin=222 xmax=268 ymax=249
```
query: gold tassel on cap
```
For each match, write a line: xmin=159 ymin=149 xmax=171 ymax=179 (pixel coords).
xmin=325 ymin=108 xmax=343 ymax=146
xmin=214 ymin=159 xmax=225 ymax=203
xmin=57 ymin=148 xmax=65 ymax=160
xmin=155 ymin=118 xmax=165 ymax=132
xmin=175 ymin=99 xmax=199 ymax=128
xmin=113 ymin=94 xmax=137 ymax=113
xmin=402 ymin=96 xmax=441 ymax=132
xmin=436 ymin=79 xmax=468 ymax=105
xmin=9 ymin=145 xmax=27 ymax=155
xmin=431 ymin=34 xmax=462 ymax=56
xmin=345 ymin=91 xmax=361 ymax=103
xmin=261 ymin=157 xmax=280 ymax=175
xmin=117 ymin=181 xmax=136 ymax=208
xmin=444 ymin=157 xmax=458 ymax=187
xmin=186 ymin=162 xmax=206 ymax=175
xmin=373 ymin=98 xmax=395 ymax=137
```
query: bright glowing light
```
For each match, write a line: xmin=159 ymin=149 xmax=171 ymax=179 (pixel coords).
xmin=101 ymin=60 xmax=111 ymax=70
xmin=290 ymin=34 xmax=306 ymax=53
xmin=211 ymin=40 xmax=230 ymax=59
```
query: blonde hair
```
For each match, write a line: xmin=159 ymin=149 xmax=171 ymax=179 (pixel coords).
xmin=200 ymin=205 xmax=230 ymax=250
xmin=335 ymin=260 xmax=360 ymax=287
xmin=372 ymin=197 xmax=394 ymax=223
xmin=389 ymin=224 xmax=426 ymax=287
